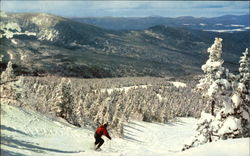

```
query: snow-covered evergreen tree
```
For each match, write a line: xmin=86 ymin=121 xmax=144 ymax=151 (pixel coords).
xmin=196 ymin=37 xmax=233 ymax=115
xmin=183 ymin=38 xmax=249 ymax=151
xmin=0 ymin=61 xmax=22 ymax=105
xmin=214 ymin=48 xmax=250 ymax=139
xmin=238 ymin=48 xmax=250 ymax=89
xmin=231 ymin=48 xmax=250 ymax=137
xmin=1 ymin=61 xmax=16 ymax=83
xmin=52 ymin=78 xmax=78 ymax=126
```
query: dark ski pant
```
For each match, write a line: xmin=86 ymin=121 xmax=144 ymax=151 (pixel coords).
xmin=94 ymin=133 xmax=104 ymax=149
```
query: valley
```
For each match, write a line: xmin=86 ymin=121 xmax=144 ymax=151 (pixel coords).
xmin=1 ymin=12 xmax=249 ymax=78
xmin=72 ymin=14 xmax=249 ymax=31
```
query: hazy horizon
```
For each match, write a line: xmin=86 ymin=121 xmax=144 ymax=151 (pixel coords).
xmin=2 ymin=10 xmax=249 ymax=19
xmin=1 ymin=1 xmax=249 ymax=18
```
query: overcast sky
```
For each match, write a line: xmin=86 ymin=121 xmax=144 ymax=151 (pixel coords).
xmin=1 ymin=1 xmax=249 ymax=17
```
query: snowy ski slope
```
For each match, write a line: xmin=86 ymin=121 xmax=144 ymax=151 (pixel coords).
xmin=1 ymin=104 xmax=249 ymax=156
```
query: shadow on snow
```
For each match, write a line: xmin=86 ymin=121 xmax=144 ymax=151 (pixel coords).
xmin=1 ymin=125 xmax=30 ymax=136
xmin=1 ymin=135 xmax=83 ymax=155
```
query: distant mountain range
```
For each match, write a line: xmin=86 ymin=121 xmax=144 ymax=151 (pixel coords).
xmin=0 ymin=12 xmax=249 ymax=78
xmin=71 ymin=14 xmax=250 ymax=32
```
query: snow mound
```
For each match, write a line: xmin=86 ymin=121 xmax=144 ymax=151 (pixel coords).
xmin=173 ymin=138 xmax=249 ymax=156
xmin=218 ymin=116 xmax=242 ymax=136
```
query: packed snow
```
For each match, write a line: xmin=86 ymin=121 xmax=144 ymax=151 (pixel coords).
xmin=1 ymin=102 xmax=249 ymax=156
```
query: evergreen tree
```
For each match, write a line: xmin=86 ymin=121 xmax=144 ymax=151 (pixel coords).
xmin=231 ymin=48 xmax=250 ymax=137
xmin=0 ymin=61 xmax=20 ymax=105
xmin=238 ymin=48 xmax=250 ymax=89
xmin=196 ymin=38 xmax=233 ymax=115
xmin=53 ymin=78 xmax=77 ymax=125
xmin=1 ymin=61 xmax=16 ymax=83
xmin=183 ymin=38 xmax=249 ymax=151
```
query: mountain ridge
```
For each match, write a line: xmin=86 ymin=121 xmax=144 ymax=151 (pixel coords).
xmin=71 ymin=14 xmax=249 ymax=31
xmin=0 ymin=12 xmax=249 ymax=78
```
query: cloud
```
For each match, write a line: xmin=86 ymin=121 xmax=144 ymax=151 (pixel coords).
xmin=1 ymin=1 xmax=249 ymax=17
xmin=196 ymin=5 xmax=225 ymax=9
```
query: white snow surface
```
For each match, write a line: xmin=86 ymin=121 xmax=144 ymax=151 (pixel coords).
xmin=98 ymin=85 xmax=149 ymax=94
xmin=218 ymin=116 xmax=242 ymax=135
xmin=98 ymin=82 xmax=186 ymax=94
xmin=174 ymin=138 xmax=249 ymax=156
xmin=1 ymin=104 xmax=249 ymax=156
xmin=170 ymin=81 xmax=187 ymax=88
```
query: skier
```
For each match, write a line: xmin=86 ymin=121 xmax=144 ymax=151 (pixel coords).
xmin=94 ymin=123 xmax=111 ymax=150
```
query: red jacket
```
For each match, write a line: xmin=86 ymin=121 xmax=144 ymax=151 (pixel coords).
xmin=95 ymin=125 xmax=111 ymax=139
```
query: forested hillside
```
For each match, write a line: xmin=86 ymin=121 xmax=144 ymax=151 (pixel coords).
xmin=1 ymin=12 xmax=249 ymax=78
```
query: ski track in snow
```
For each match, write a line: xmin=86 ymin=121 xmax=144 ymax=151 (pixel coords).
xmin=1 ymin=104 xmax=196 ymax=156
xmin=1 ymin=104 xmax=249 ymax=156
